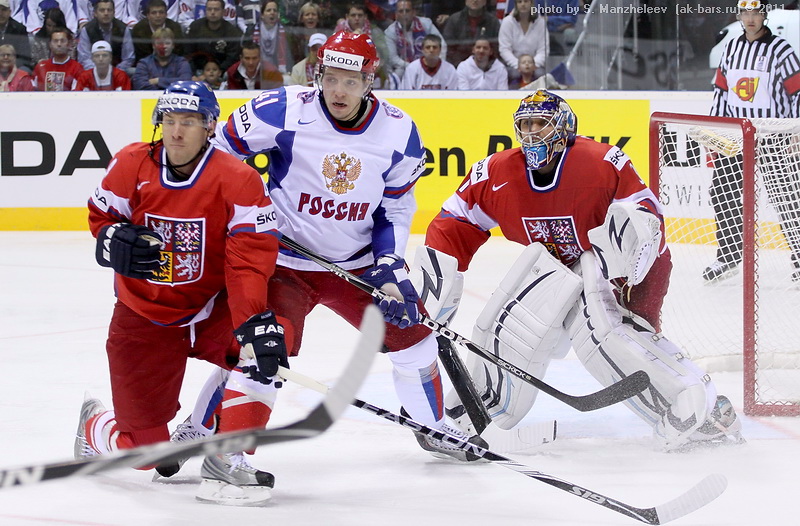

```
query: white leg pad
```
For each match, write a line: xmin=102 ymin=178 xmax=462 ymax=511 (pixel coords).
xmin=409 ymin=246 xmax=464 ymax=325
xmin=566 ymin=251 xmax=717 ymax=449
xmin=463 ymin=243 xmax=583 ymax=430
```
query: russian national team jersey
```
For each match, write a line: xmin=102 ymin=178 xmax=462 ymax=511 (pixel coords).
xmin=426 ymin=137 xmax=663 ymax=271
xmin=712 ymin=28 xmax=800 ymax=118
xmin=211 ymin=85 xmax=426 ymax=271
xmin=88 ymin=142 xmax=279 ymax=327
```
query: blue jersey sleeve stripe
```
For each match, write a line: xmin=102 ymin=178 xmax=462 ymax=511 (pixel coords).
xmin=404 ymin=122 xmax=425 ymax=158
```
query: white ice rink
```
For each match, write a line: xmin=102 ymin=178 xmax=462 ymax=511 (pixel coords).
xmin=1 ymin=232 xmax=799 ymax=526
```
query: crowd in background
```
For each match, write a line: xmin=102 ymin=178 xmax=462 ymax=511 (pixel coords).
xmin=0 ymin=0 xmax=586 ymax=92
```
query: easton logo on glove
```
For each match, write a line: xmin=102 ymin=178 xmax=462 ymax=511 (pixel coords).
xmin=234 ymin=310 xmax=289 ymax=386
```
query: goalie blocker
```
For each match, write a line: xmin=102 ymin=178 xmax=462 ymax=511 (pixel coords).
xmin=445 ymin=241 xmax=742 ymax=451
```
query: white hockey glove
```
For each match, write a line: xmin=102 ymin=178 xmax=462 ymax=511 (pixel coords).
xmin=588 ymin=201 xmax=662 ymax=286
xmin=361 ymin=255 xmax=420 ymax=328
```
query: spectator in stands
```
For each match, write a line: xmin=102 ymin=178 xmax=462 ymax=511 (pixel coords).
xmin=30 ymin=7 xmax=73 ymax=64
xmin=456 ymin=36 xmax=507 ymax=89
xmin=0 ymin=0 xmax=32 ymax=71
xmin=74 ymin=39 xmax=131 ymax=89
xmin=131 ymin=0 xmax=184 ymax=65
xmin=257 ymin=0 xmax=292 ymax=75
xmin=499 ymin=0 xmax=547 ymax=83
xmin=334 ymin=2 xmax=391 ymax=83
xmin=286 ymin=1 xmax=326 ymax=65
xmin=536 ymin=0 xmax=578 ymax=54
xmin=177 ymin=0 xmax=243 ymax=33
xmin=198 ymin=56 xmax=222 ymax=88
xmin=0 ymin=43 xmax=34 ymax=90
xmin=401 ymin=33 xmax=457 ymax=90
xmin=76 ymin=0 xmax=135 ymax=71
xmin=288 ymin=30 xmax=324 ymax=86
xmin=442 ymin=0 xmax=499 ymax=66
xmin=384 ymin=0 xmax=446 ymax=79
xmin=32 ymin=27 xmax=83 ymax=90
xmin=430 ymin=0 xmax=462 ymax=29
xmin=220 ymin=39 xmax=282 ymax=89
xmin=184 ymin=0 xmax=242 ymax=74
xmin=17 ymin=0 xmax=82 ymax=35
xmin=509 ymin=52 xmax=535 ymax=88
xmin=132 ymin=26 xmax=191 ymax=89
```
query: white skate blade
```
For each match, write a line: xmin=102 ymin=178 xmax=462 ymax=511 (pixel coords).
xmin=195 ymin=479 xmax=272 ymax=506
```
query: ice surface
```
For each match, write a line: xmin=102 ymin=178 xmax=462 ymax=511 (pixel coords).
xmin=0 ymin=233 xmax=798 ymax=525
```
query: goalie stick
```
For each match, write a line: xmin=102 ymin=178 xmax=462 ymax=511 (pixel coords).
xmin=0 ymin=306 xmax=384 ymax=490
xmin=279 ymin=235 xmax=650 ymax=413
xmin=281 ymin=366 xmax=727 ymax=525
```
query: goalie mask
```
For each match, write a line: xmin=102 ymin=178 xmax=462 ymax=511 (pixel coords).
xmin=514 ymin=90 xmax=576 ymax=170
xmin=152 ymin=81 xmax=220 ymax=129
xmin=315 ymin=31 xmax=380 ymax=99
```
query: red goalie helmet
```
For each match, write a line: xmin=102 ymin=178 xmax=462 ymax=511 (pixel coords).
xmin=316 ymin=31 xmax=380 ymax=74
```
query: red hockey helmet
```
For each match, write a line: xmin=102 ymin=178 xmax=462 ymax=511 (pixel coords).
xmin=316 ymin=31 xmax=380 ymax=74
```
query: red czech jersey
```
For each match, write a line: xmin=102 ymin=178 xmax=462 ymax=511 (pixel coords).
xmin=426 ymin=137 xmax=669 ymax=326
xmin=88 ymin=142 xmax=279 ymax=327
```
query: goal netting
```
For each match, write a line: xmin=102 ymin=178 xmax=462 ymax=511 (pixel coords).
xmin=650 ymin=112 xmax=800 ymax=416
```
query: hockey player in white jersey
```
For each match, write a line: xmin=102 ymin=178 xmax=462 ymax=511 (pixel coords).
xmin=162 ymin=32 xmax=484 ymax=503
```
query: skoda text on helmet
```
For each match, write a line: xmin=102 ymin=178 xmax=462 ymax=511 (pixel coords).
xmin=152 ymin=81 xmax=221 ymax=129
xmin=315 ymin=31 xmax=380 ymax=98
xmin=513 ymin=90 xmax=577 ymax=170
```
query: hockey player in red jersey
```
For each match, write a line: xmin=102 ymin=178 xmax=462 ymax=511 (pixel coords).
xmin=425 ymin=90 xmax=743 ymax=451
xmin=77 ymin=81 xmax=285 ymax=505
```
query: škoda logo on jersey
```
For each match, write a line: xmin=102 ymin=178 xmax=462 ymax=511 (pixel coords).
xmin=322 ymin=152 xmax=362 ymax=195
xmin=145 ymin=215 xmax=206 ymax=285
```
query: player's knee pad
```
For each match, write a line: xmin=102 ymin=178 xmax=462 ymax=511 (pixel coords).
xmin=409 ymin=246 xmax=464 ymax=325
xmin=388 ymin=332 xmax=439 ymax=377
xmin=566 ymin=251 xmax=716 ymax=449
xmin=468 ymin=243 xmax=582 ymax=429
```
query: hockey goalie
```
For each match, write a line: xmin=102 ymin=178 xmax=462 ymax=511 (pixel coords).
xmin=420 ymin=90 xmax=743 ymax=451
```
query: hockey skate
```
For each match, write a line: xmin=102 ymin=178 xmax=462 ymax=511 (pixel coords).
xmin=196 ymin=452 xmax=275 ymax=506
xmin=674 ymin=395 xmax=745 ymax=452
xmin=401 ymin=408 xmax=488 ymax=462
xmin=702 ymin=260 xmax=739 ymax=282
xmin=153 ymin=415 xmax=214 ymax=479
xmin=74 ymin=394 xmax=105 ymax=460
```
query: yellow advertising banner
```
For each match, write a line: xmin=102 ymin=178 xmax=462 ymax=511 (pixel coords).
xmin=141 ymin=94 xmax=651 ymax=234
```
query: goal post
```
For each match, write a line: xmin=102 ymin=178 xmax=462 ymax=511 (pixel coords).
xmin=649 ymin=112 xmax=800 ymax=417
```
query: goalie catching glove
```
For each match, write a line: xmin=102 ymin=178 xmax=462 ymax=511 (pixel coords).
xmin=95 ymin=223 xmax=163 ymax=279
xmin=361 ymin=255 xmax=420 ymax=328
xmin=588 ymin=201 xmax=662 ymax=286
xmin=235 ymin=310 xmax=289 ymax=386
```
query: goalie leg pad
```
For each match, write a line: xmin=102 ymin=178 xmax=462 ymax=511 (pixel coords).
xmin=409 ymin=246 xmax=464 ymax=325
xmin=566 ymin=251 xmax=717 ymax=450
xmin=466 ymin=243 xmax=583 ymax=429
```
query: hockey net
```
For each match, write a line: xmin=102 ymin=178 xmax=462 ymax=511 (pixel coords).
xmin=650 ymin=112 xmax=800 ymax=416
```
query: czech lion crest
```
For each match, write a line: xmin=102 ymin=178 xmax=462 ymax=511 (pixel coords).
xmin=322 ymin=152 xmax=361 ymax=195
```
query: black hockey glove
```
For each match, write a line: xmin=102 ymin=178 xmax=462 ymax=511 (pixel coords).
xmin=234 ymin=310 xmax=289 ymax=387
xmin=95 ymin=223 xmax=163 ymax=279
xmin=361 ymin=256 xmax=420 ymax=329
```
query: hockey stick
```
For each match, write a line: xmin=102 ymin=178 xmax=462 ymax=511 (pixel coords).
xmin=687 ymin=126 xmax=742 ymax=157
xmin=279 ymin=235 xmax=650 ymax=412
xmin=0 ymin=306 xmax=384 ymax=490
xmin=437 ymin=336 xmax=492 ymax=433
xmin=280 ymin=366 xmax=726 ymax=525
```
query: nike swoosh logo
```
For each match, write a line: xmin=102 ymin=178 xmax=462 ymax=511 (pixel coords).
xmin=298 ymin=119 xmax=316 ymax=125
xmin=137 ymin=181 xmax=150 ymax=190
xmin=492 ymin=182 xmax=508 ymax=191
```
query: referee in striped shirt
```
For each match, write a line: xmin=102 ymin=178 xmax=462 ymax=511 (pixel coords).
xmin=704 ymin=0 xmax=800 ymax=282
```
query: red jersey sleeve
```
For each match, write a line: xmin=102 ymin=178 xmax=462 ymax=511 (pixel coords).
xmin=223 ymin=169 xmax=279 ymax=328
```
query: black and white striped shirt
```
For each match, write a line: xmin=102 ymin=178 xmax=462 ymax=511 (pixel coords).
xmin=711 ymin=27 xmax=800 ymax=118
